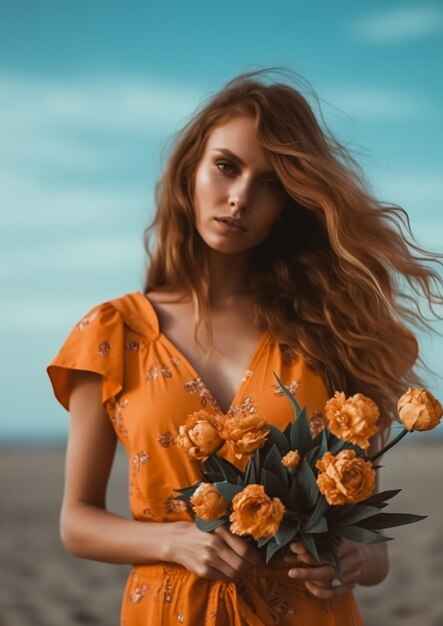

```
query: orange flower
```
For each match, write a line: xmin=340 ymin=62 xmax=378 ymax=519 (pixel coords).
xmin=308 ymin=411 xmax=328 ymax=438
xmin=190 ymin=483 xmax=229 ymax=520
xmin=176 ymin=410 xmax=223 ymax=460
xmin=281 ymin=450 xmax=300 ymax=469
xmin=220 ymin=411 xmax=269 ymax=459
xmin=316 ymin=449 xmax=376 ymax=506
xmin=325 ymin=391 xmax=379 ymax=450
xmin=230 ymin=484 xmax=285 ymax=540
xmin=397 ymin=387 xmax=443 ymax=432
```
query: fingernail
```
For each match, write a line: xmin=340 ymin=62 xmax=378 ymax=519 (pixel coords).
xmin=288 ymin=569 xmax=299 ymax=578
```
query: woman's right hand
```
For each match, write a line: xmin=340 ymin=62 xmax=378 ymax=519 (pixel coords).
xmin=169 ymin=521 xmax=263 ymax=583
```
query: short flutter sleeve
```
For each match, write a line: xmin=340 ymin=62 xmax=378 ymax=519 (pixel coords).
xmin=47 ymin=301 xmax=124 ymax=410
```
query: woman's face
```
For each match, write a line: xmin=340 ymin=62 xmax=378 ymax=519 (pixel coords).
xmin=192 ymin=116 xmax=288 ymax=256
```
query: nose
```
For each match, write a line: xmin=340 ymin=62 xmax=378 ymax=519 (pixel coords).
xmin=228 ymin=178 xmax=252 ymax=214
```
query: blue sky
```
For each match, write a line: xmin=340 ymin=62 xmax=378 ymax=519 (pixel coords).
xmin=1 ymin=1 xmax=442 ymax=442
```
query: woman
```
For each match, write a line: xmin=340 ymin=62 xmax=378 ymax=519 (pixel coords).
xmin=47 ymin=70 xmax=441 ymax=625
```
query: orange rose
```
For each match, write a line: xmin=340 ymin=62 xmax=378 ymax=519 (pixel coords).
xmin=397 ymin=387 xmax=443 ymax=432
xmin=190 ymin=483 xmax=228 ymax=520
xmin=230 ymin=484 xmax=285 ymax=540
xmin=220 ymin=411 xmax=269 ymax=459
xmin=316 ymin=449 xmax=376 ymax=505
xmin=325 ymin=391 xmax=379 ymax=450
xmin=176 ymin=410 xmax=224 ymax=460
xmin=281 ymin=450 xmax=300 ymax=469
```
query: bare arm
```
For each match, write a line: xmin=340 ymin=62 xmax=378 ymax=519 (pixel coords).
xmin=61 ymin=371 xmax=262 ymax=581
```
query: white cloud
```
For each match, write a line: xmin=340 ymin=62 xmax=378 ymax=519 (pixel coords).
xmin=0 ymin=72 xmax=201 ymax=182
xmin=0 ymin=174 xmax=151 ymax=233
xmin=323 ymin=87 xmax=430 ymax=121
xmin=0 ymin=295 xmax=100 ymax=331
xmin=0 ymin=72 xmax=200 ymax=135
xmin=0 ymin=232 xmax=146 ymax=276
xmin=352 ymin=5 xmax=443 ymax=43
xmin=373 ymin=172 xmax=443 ymax=250
xmin=374 ymin=172 xmax=443 ymax=212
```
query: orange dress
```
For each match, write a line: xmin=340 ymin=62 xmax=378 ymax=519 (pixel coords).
xmin=47 ymin=291 xmax=365 ymax=626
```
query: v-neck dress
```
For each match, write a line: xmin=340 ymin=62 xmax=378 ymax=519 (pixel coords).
xmin=47 ymin=291 xmax=364 ymax=626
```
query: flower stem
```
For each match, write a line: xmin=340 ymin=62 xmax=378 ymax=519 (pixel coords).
xmin=368 ymin=428 xmax=409 ymax=463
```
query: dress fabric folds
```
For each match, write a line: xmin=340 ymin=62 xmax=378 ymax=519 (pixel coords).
xmin=47 ymin=291 xmax=364 ymax=626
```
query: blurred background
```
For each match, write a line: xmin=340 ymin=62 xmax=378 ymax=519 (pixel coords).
xmin=1 ymin=1 xmax=442 ymax=625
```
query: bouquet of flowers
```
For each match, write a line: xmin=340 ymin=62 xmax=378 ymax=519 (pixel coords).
xmin=175 ymin=376 xmax=442 ymax=580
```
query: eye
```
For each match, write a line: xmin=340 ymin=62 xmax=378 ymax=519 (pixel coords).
xmin=215 ymin=159 xmax=236 ymax=175
xmin=261 ymin=178 xmax=284 ymax=192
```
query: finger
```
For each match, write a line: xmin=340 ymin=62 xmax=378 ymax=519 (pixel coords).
xmin=199 ymin=546 xmax=249 ymax=581
xmin=304 ymin=580 xmax=356 ymax=600
xmin=281 ymin=555 xmax=307 ymax=567
xmin=288 ymin=565 xmax=335 ymax=582
xmin=197 ymin=562 xmax=236 ymax=584
xmin=215 ymin=527 xmax=263 ymax=566
xmin=287 ymin=543 xmax=319 ymax=566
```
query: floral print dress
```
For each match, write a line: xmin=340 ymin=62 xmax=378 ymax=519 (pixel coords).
xmin=47 ymin=291 xmax=364 ymax=626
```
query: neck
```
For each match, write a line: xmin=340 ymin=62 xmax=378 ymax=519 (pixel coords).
xmin=206 ymin=249 xmax=252 ymax=307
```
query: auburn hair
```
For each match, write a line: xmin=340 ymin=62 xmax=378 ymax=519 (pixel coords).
xmin=144 ymin=70 xmax=443 ymax=429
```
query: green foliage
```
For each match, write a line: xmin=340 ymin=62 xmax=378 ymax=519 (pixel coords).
xmin=195 ymin=516 xmax=228 ymax=532
xmin=296 ymin=458 xmax=318 ymax=510
xmin=213 ymin=481 xmax=243 ymax=504
xmin=263 ymin=444 xmax=288 ymax=486
xmin=356 ymin=512 xmax=427 ymax=530
xmin=179 ymin=375 xmax=428 ymax=576
xmin=336 ymin=526 xmax=392 ymax=543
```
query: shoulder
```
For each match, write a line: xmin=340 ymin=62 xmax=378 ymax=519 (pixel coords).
xmin=78 ymin=291 xmax=157 ymax=339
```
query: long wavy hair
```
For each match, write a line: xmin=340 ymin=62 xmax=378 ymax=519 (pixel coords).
xmin=144 ymin=70 xmax=443 ymax=429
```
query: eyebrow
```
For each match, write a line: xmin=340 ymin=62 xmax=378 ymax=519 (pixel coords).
xmin=211 ymin=148 xmax=277 ymax=177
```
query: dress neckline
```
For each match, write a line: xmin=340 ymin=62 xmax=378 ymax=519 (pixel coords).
xmin=135 ymin=291 xmax=269 ymax=415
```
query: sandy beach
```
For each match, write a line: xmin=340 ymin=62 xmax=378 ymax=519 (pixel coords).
xmin=1 ymin=440 xmax=442 ymax=626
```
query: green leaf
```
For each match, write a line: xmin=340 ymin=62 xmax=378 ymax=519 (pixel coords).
xmin=305 ymin=494 xmax=329 ymax=531
xmin=288 ymin=478 xmax=300 ymax=510
xmin=265 ymin=537 xmax=283 ymax=563
xmin=267 ymin=424 xmax=291 ymax=454
xmin=327 ymin=433 xmax=347 ymax=454
xmin=257 ymin=535 xmax=272 ymax=548
xmin=210 ymin=455 xmax=243 ymax=483
xmin=310 ymin=428 xmax=325 ymax=448
xmin=195 ymin=516 xmax=228 ymax=532
xmin=318 ymin=546 xmax=342 ymax=581
xmin=328 ymin=505 xmax=382 ymax=526
xmin=306 ymin=430 xmax=329 ymax=466
xmin=244 ymin=457 xmax=257 ymax=485
xmin=260 ymin=468 xmax=288 ymax=503
xmin=274 ymin=373 xmax=302 ymax=415
xmin=336 ymin=526 xmax=392 ymax=543
xmin=314 ymin=429 xmax=329 ymax=461
xmin=360 ymin=489 xmax=401 ymax=507
xmin=201 ymin=471 xmax=224 ymax=483
xmin=264 ymin=444 xmax=288 ymax=486
xmin=304 ymin=445 xmax=320 ymax=464
xmin=201 ymin=455 xmax=225 ymax=480
xmin=357 ymin=512 xmax=427 ymax=530
xmin=283 ymin=421 xmax=293 ymax=440
xmin=174 ymin=483 xmax=200 ymax=499
xmin=213 ymin=481 xmax=243 ymax=504
xmin=290 ymin=408 xmax=313 ymax=455
xmin=305 ymin=515 xmax=328 ymax=534
xmin=296 ymin=458 xmax=319 ymax=510
xmin=299 ymin=532 xmax=320 ymax=562
xmin=275 ymin=518 xmax=299 ymax=547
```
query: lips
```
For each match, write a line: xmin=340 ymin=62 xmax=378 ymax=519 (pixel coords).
xmin=214 ymin=217 xmax=248 ymax=232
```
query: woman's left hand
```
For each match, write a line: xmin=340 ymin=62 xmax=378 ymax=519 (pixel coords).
xmin=282 ymin=539 xmax=367 ymax=599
